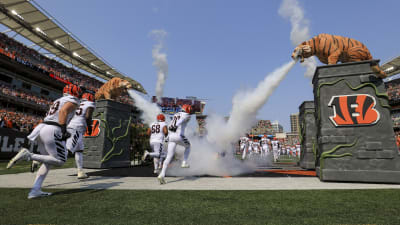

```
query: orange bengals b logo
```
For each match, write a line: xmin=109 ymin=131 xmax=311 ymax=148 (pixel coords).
xmin=328 ymin=94 xmax=380 ymax=127
xmin=84 ymin=119 xmax=100 ymax=137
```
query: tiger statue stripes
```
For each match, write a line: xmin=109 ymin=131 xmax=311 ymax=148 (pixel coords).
xmin=95 ymin=77 xmax=133 ymax=100
xmin=291 ymin=33 xmax=386 ymax=78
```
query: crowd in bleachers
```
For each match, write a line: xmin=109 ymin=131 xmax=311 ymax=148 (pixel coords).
xmin=0 ymin=32 xmax=145 ymax=134
xmin=152 ymin=96 xmax=203 ymax=114
xmin=386 ymin=80 xmax=400 ymax=104
xmin=0 ymin=83 xmax=53 ymax=107
xmin=0 ymin=32 xmax=103 ymax=92
xmin=0 ymin=108 xmax=43 ymax=133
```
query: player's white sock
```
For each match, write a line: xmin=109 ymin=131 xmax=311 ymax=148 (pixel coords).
xmin=153 ymin=158 xmax=159 ymax=171
xmin=32 ymin=163 xmax=50 ymax=191
xmin=30 ymin=154 xmax=64 ymax=167
xmin=149 ymin=152 xmax=160 ymax=157
xmin=183 ymin=147 xmax=191 ymax=162
xmin=75 ymin=152 xmax=83 ymax=170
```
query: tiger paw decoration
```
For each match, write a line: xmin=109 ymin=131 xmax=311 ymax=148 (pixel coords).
xmin=291 ymin=33 xmax=387 ymax=79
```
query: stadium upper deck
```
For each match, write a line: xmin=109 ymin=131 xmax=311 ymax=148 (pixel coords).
xmin=0 ymin=0 xmax=146 ymax=94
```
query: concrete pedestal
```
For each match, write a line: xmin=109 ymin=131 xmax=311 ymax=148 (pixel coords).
xmin=299 ymin=101 xmax=316 ymax=169
xmin=312 ymin=60 xmax=400 ymax=183
xmin=83 ymin=100 xmax=132 ymax=168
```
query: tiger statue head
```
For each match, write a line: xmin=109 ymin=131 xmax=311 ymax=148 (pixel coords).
xmin=291 ymin=42 xmax=313 ymax=63
xmin=95 ymin=77 xmax=133 ymax=100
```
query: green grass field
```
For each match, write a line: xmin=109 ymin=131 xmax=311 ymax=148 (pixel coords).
xmin=1 ymin=188 xmax=400 ymax=225
xmin=0 ymin=158 xmax=75 ymax=175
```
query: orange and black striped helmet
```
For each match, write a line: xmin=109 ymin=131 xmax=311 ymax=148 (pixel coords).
xmin=157 ymin=114 xmax=165 ymax=122
xmin=63 ymin=84 xmax=82 ymax=98
xmin=181 ymin=104 xmax=193 ymax=114
xmin=82 ymin=93 xmax=94 ymax=102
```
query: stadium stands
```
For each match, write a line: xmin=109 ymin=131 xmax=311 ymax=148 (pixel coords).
xmin=0 ymin=33 xmax=139 ymax=137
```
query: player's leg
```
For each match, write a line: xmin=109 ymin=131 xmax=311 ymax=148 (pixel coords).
xmin=158 ymin=141 xmax=177 ymax=184
xmin=28 ymin=163 xmax=52 ymax=199
xmin=151 ymin=143 xmax=161 ymax=173
xmin=242 ymin=145 xmax=247 ymax=160
xmin=179 ymin=135 xmax=191 ymax=168
xmin=30 ymin=126 xmax=67 ymax=166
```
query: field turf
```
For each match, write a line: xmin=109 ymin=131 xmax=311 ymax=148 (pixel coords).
xmin=1 ymin=188 xmax=400 ymax=225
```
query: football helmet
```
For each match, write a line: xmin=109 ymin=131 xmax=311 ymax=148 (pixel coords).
xmin=82 ymin=93 xmax=95 ymax=102
xmin=157 ymin=114 xmax=165 ymax=122
xmin=63 ymin=84 xmax=82 ymax=98
xmin=181 ymin=104 xmax=193 ymax=114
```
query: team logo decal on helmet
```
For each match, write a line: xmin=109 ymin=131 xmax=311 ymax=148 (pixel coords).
xmin=82 ymin=93 xmax=95 ymax=102
xmin=63 ymin=84 xmax=82 ymax=98
xmin=157 ymin=114 xmax=165 ymax=122
xmin=181 ymin=104 xmax=193 ymax=114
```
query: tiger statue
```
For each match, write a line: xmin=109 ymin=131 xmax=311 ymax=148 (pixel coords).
xmin=291 ymin=33 xmax=386 ymax=78
xmin=95 ymin=77 xmax=133 ymax=100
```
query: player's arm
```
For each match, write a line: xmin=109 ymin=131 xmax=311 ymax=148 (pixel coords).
xmin=58 ymin=102 xmax=78 ymax=140
xmin=175 ymin=113 xmax=190 ymax=127
xmin=85 ymin=107 xmax=94 ymax=135
xmin=163 ymin=125 xmax=168 ymax=136
xmin=146 ymin=127 xmax=151 ymax=136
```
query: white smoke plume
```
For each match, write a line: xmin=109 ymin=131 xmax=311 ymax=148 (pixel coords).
xmin=127 ymin=89 xmax=161 ymax=126
xmin=279 ymin=0 xmax=317 ymax=78
xmin=165 ymin=60 xmax=297 ymax=177
xmin=150 ymin=29 xmax=168 ymax=102
xmin=207 ymin=60 xmax=297 ymax=150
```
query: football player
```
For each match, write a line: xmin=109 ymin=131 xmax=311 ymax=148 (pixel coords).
xmin=271 ymin=137 xmax=280 ymax=163
xmin=260 ymin=135 xmax=271 ymax=157
xmin=66 ymin=92 xmax=95 ymax=179
xmin=157 ymin=104 xmax=193 ymax=184
xmin=240 ymin=134 xmax=250 ymax=160
xmin=142 ymin=113 xmax=168 ymax=174
xmin=7 ymin=84 xmax=81 ymax=199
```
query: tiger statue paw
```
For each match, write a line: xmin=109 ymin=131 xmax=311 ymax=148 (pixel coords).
xmin=291 ymin=33 xmax=387 ymax=79
xmin=95 ymin=77 xmax=133 ymax=100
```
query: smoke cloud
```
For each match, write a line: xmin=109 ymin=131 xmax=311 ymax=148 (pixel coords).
xmin=127 ymin=89 xmax=161 ymax=126
xmin=207 ymin=60 xmax=297 ymax=150
xmin=279 ymin=0 xmax=317 ymax=78
xmin=150 ymin=29 xmax=168 ymax=102
xmin=166 ymin=60 xmax=297 ymax=177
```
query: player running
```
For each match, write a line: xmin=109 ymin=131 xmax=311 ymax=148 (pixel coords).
xmin=157 ymin=104 xmax=193 ymax=184
xmin=142 ymin=113 xmax=168 ymax=174
xmin=65 ymin=92 xmax=95 ymax=179
xmin=7 ymin=84 xmax=81 ymax=199
xmin=271 ymin=137 xmax=280 ymax=163
xmin=260 ymin=135 xmax=270 ymax=157
xmin=240 ymin=134 xmax=250 ymax=160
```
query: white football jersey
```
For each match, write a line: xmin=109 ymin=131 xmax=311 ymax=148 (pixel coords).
xmin=168 ymin=112 xmax=191 ymax=136
xmin=271 ymin=140 xmax=280 ymax=150
xmin=149 ymin=121 xmax=167 ymax=143
xmin=44 ymin=95 xmax=79 ymax=125
xmin=261 ymin=137 xmax=270 ymax=146
xmin=68 ymin=100 xmax=96 ymax=132
xmin=240 ymin=137 xmax=249 ymax=146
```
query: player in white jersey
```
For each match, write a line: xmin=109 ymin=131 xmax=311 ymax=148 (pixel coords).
xmin=66 ymin=93 xmax=95 ymax=179
xmin=252 ymin=140 xmax=261 ymax=155
xmin=271 ymin=138 xmax=280 ymax=163
xmin=157 ymin=104 xmax=193 ymax=184
xmin=7 ymin=84 xmax=81 ymax=199
xmin=240 ymin=134 xmax=250 ymax=160
xmin=296 ymin=144 xmax=301 ymax=158
xmin=142 ymin=114 xmax=168 ymax=174
xmin=260 ymin=135 xmax=271 ymax=157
